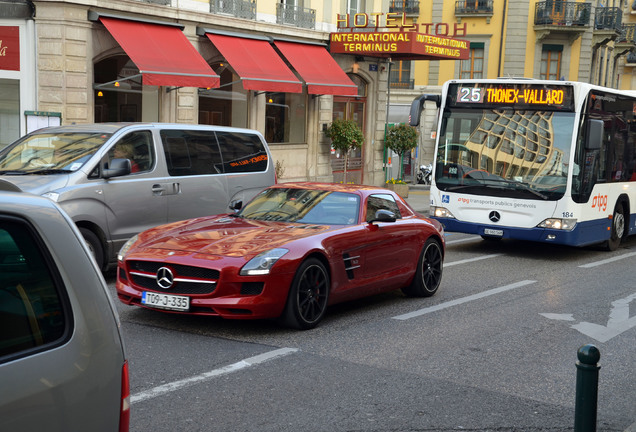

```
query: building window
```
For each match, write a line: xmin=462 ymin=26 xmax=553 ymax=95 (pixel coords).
xmin=460 ymin=42 xmax=484 ymax=79
xmin=347 ymin=0 xmax=366 ymax=14
xmin=0 ymin=79 xmax=20 ymax=148
xmin=199 ymin=63 xmax=248 ymax=128
xmin=389 ymin=61 xmax=413 ymax=89
xmin=540 ymin=44 xmax=562 ymax=80
xmin=265 ymin=91 xmax=307 ymax=143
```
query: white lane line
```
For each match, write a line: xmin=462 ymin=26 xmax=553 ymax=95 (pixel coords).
xmin=131 ymin=347 xmax=298 ymax=404
xmin=578 ymin=251 xmax=636 ymax=268
xmin=444 ymin=253 xmax=502 ymax=267
xmin=392 ymin=280 xmax=537 ymax=321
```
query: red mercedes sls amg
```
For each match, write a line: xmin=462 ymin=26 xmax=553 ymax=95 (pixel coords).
xmin=116 ymin=182 xmax=445 ymax=329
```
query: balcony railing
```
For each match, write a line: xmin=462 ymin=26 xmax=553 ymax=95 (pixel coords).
xmin=534 ymin=1 xmax=591 ymax=26
xmin=389 ymin=70 xmax=414 ymax=89
xmin=388 ymin=1 xmax=420 ymax=16
xmin=211 ymin=0 xmax=256 ymax=20
xmin=455 ymin=0 xmax=494 ymax=15
xmin=617 ymin=23 xmax=636 ymax=44
xmin=594 ymin=7 xmax=622 ymax=31
xmin=276 ymin=3 xmax=316 ymax=30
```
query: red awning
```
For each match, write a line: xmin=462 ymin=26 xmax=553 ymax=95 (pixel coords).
xmin=205 ymin=33 xmax=302 ymax=93
xmin=274 ymin=41 xmax=358 ymax=96
xmin=99 ymin=17 xmax=219 ymax=88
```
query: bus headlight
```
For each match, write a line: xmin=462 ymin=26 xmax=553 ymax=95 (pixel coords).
xmin=537 ymin=218 xmax=577 ymax=231
xmin=430 ymin=206 xmax=455 ymax=219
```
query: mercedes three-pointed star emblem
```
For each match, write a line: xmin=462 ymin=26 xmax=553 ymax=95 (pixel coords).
xmin=156 ymin=267 xmax=174 ymax=289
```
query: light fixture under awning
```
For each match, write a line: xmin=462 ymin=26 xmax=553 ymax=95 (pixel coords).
xmin=274 ymin=40 xmax=358 ymax=96
xmin=204 ymin=32 xmax=302 ymax=93
xmin=97 ymin=16 xmax=220 ymax=88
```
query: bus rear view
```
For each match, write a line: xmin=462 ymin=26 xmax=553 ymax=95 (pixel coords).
xmin=410 ymin=79 xmax=636 ymax=250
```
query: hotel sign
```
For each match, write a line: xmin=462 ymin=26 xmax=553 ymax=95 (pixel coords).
xmin=330 ymin=13 xmax=469 ymax=61
xmin=0 ymin=26 xmax=20 ymax=71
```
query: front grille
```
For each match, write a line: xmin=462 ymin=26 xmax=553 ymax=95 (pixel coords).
xmin=127 ymin=260 xmax=219 ymax=295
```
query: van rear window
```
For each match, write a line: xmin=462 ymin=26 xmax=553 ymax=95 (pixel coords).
xmin=216 ymin=131 xmax=268 ymax=173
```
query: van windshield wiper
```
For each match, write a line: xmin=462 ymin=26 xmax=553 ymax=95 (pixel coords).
xmin=24 ymin=169 xmax=74 ymax=175
xmin=0 ymin=170 xmax=28 ymax=175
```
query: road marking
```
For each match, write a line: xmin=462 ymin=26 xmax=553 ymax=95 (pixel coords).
xmin=392 ymin=280 xmax=537 ymax=321
xmin=131 ymin=347 xmax=298 ymax=404
xmin=444 ymin=253 xmax=502 ymax=267
xmin=578 ymin=251 xmax=636 ymax=268
xmin=541 ymin=292 xmax=636 ymax=343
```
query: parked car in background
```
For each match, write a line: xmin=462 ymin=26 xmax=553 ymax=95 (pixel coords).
xmin=0 ymin=123 xmax=276 ymax=270
xmin=116 ymin=182 xmax=445 ymax=329
xmin=0 ymin=181 xmax=129 ymax=431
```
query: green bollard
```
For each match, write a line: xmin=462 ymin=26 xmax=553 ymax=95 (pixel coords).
xmin=574 ymin=344 xmax=601 ymax=432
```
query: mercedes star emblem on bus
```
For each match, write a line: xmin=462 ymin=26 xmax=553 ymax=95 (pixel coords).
xmin=489 ymin=211 xmax=501 ymax=223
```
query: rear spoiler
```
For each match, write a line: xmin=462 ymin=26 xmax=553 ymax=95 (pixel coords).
xmin=408 ymin=94 xmax=441 ymax=127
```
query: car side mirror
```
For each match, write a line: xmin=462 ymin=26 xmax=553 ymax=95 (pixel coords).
xmin=103 ymin=158 xmax=131 ymax=178
xmin=369 ymin=209 xmax=396 ymax=223
xmin=229 ymin=200 xmax=243 ymax=211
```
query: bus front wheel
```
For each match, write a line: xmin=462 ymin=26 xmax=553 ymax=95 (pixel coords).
xmin=604 ymin=203 xmax=625 ymax=251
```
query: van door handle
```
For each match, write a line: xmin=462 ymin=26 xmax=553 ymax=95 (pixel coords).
xmin=151 ymin=184 xmax=166 ymax=195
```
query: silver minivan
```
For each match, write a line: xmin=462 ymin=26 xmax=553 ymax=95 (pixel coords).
xmin=0 ymin=123 xmax=276 ymax=270
xmin=0 ymin=184 xmax=129 ymax=431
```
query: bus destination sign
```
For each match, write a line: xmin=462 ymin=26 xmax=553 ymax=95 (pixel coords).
xmin=451 ymin=83 xmax=574 ymax=110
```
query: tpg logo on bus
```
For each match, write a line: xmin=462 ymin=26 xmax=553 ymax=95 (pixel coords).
xmin=591 ymin=193 xmax=608 ymax=211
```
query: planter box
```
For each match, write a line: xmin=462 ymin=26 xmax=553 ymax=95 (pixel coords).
xmin=385 ymin=182 xmax=409 ymax=198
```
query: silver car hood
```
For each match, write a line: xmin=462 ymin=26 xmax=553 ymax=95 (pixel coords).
xmin=0 ymin=174 xmax=70 ymax=195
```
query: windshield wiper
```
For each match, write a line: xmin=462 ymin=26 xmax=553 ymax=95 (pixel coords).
xmin=24 ymin=169 xmax=73 ymax=175
xmin=446 ymin=178 xmax=549 ymax=200
xmin=0 ymin=170 xmax=28 ymax=175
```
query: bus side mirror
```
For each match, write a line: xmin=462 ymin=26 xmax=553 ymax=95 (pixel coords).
xmin=586 ymin=119 xmax=603 ymax=151
xmin=409 ymin=94 xmax=441 ymax=127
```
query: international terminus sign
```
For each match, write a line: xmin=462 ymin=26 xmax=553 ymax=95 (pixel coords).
xmin=330 ymin=13 xmax=469 ymax=61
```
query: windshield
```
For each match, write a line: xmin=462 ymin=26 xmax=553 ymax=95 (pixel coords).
xmin=435 ymin=107 xmax=576 ymax=200
xmin=238 ymin=188 xmax=360 ymax=225
xmin=0 ymin=132 xmax=112 ymax=174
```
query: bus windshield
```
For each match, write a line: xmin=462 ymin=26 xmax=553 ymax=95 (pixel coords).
xmin=436 ymin=107 xmax=576 ymax=201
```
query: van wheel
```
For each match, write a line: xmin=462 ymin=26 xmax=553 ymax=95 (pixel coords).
xmin=80 ymin=228 xmax=105 ymax=269
xmin=603 ymin=203 xmax=625 ymax=251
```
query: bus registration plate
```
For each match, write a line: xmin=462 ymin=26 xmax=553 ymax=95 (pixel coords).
xmin=142 ymin=291 xmax=190 ymax=311
xmin=484 ymin=228 xmax=504 ymax=237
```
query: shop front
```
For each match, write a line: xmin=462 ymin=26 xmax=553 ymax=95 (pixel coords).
xmin=0 ymin=1 xmax=36 ymax=149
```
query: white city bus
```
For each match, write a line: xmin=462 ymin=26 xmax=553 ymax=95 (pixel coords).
xmin=409 ymin=79 xmax=636 ymax=250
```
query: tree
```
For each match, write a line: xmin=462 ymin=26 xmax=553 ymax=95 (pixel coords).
xmin=326 ymin=119 xmax=364 ymax=183
xmin=384 ymin=123 xmax=418 ymax=181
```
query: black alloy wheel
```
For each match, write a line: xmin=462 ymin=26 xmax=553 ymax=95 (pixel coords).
xmin=282 ymin=258 xmax=330 ymax=330
xmin=402 ymin=238 xmax=443 ymax=297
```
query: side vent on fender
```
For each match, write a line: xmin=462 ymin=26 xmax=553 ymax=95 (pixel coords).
xmin=342 ymin=253 xmax=361 ymax=280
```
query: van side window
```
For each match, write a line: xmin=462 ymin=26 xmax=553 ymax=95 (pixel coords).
xmin=107 ymin=131 xmax=154 ymax=173
xmin=216 ymin=131 xmax=268 ymax=173
xmin=161 ymin=130 xmax=223 ymax=176
xmin=365 ymin=194 xmax=401 ymax=222
xmin=0 ymin=219 xmax=69 ymax=361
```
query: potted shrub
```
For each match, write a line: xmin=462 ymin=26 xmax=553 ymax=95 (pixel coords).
xmin=385 ymin=123 xmax=418 ymax=181
xmin=326 ymin=119 xmax=364 ymax=184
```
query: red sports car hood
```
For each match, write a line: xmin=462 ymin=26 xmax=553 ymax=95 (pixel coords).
xmin=137 ymin=215 xmax=333 ymax=258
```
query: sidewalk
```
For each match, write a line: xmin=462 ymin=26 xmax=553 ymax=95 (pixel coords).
xmin=404 ymin=183 xmax=430 ymax=215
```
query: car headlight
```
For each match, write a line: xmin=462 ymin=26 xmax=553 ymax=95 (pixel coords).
xmin=537 ymin=218 xmax=577 ymax=231
xmin=41 ymin=191 xmax=60 ymax=202
xmin=118 ymin=234 xmax=139 ymax=261
xmin=240 ymin=248 xmax=289 ymax=276
xmin=430 ymin=206 xmax=455 ymax=219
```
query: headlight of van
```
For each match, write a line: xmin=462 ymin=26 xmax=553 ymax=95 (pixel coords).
xmin=240 ymin=248 xmax=289 ymax=276
xmin=41 ymin=191 xmax=60 ymax=202
xmin=118 ymin=234 xmax=139 ymax=261
xmin=537 ymin=218 xmax=577 ymax=231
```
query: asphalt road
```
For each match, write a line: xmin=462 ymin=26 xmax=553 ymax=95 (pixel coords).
xmin=105 ymin=203 xmax=636 ymax=432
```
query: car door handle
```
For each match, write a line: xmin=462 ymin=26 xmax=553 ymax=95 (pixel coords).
xmin=151 ymin=184 xmax=166 ymax=195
